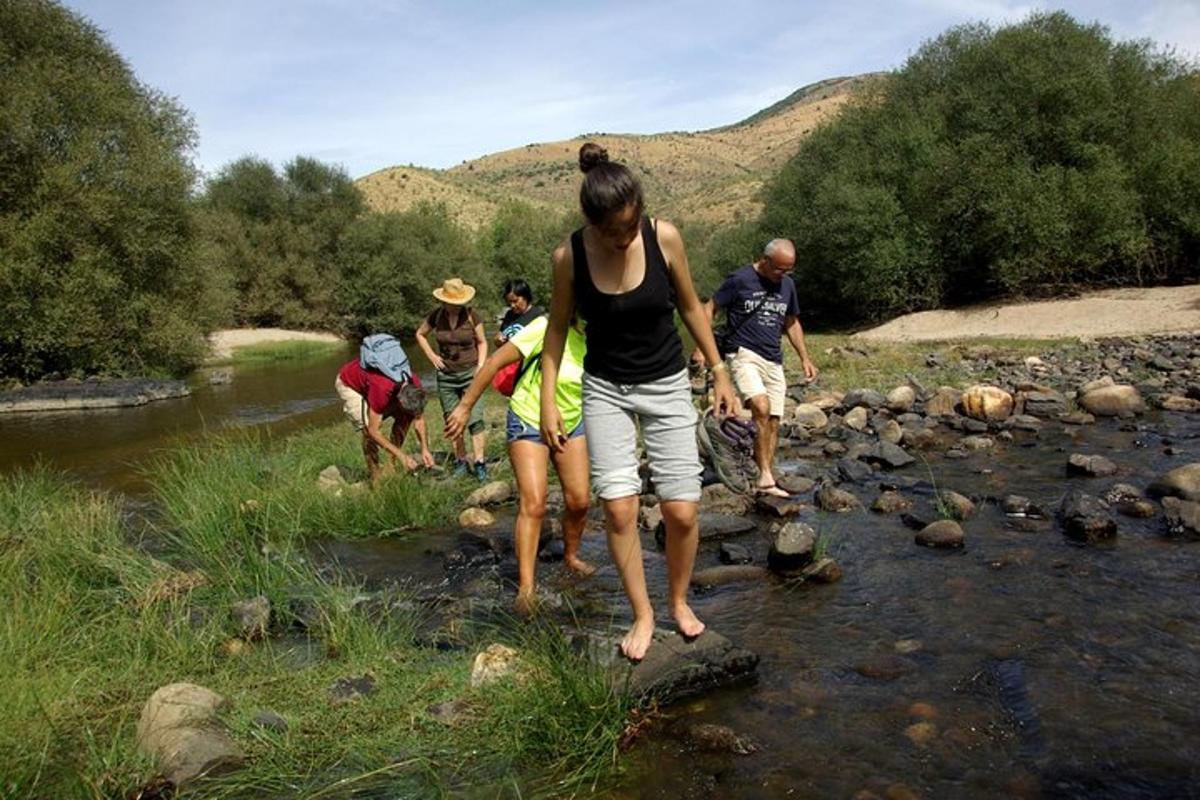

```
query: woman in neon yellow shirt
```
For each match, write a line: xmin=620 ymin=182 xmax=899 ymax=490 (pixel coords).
xmin=445 ymin=314 xmax=591 ymax=615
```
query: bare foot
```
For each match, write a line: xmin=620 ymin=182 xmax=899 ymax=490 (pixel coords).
xmin=755 ymin=483 xmax=789 ymax=498
xmin=514 ymin=590 xmax=537 ymax=619
xmin=620 ymin=617 xmax=656 ymax=661
xmin=564 ymin=555 xmax=596 ymax=576
xmin=671 ymin=603 xmax=706 ymax=639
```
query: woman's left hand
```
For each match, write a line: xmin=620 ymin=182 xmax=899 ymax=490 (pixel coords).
xmin=712 ymin=369 xmax=737 ymax=417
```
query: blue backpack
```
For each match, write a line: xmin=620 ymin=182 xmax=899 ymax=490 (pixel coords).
xmin=359 ymin=334 xmax=412 ymax=383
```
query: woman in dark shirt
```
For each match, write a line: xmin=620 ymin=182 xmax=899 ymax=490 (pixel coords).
xmin=539 ymin=144 xmax=735 ymax=661
xmin=415 ymin=278 xmax=489 ymax=480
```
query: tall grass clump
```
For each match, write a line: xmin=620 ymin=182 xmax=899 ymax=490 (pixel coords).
xmin=759 ymin=11 xmax=1200 ymax=329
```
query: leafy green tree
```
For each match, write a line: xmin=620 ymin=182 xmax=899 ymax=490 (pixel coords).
xmin=477 ymin=201 xmax=576 ymax=307
xmin=336 ymin=203 xmax=484 ymax=337
xmin=0 ymin=0 xmax=217 ymax=379
xmin=198 ymin=155 xmax=365 ymax=329
xmin=760 ymin=12 xmax=1200 ymax=327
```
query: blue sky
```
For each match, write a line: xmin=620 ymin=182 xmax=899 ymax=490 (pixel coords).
xmin=65 ymin=0 xmax=1200 ymax=179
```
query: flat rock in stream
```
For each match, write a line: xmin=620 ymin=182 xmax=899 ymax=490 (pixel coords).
xmin=0 ymin=378 xmax=190 ymax=413
xmin=691 ymin=565 xmax=769 ymax=587
xmin=580 ymin=629 xmax=758 ymax=704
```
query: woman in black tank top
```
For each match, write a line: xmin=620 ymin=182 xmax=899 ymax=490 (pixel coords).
xmin=539 ymin=143 xmax=735 ymax=662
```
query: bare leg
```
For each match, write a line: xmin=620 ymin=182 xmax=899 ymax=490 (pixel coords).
xmin=660 ymin=499 xmax=705 ymax=638
xmin=362 ymin=435 xmax=381 ymax=485
xmin=747 ymin=394 xmax=784 ymax=494
xmin=551 ymin=435 xmax=593 ymax=575
xmin=603 ymin=495 xmax=655 ymax=660
xmin=471 ymin=430 xmax=487 ymax=464
xmin=508 ymin=440 xmax=549 ymax=615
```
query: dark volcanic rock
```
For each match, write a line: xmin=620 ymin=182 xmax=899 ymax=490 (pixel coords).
xmin=755 ymin=494 xmax=808 ymax=518
xmin=1021 ymin=389 xmax=1068 ymax=418
xmin=864 ymin=441 xmax=916 ymax=469
xmin=719 ymin=542 xmax=753 ymax=564
xmin=837 ymin=457 xmax=874 ymax=483
xmin=1058 ymin=491 xmax=1117 ymax=543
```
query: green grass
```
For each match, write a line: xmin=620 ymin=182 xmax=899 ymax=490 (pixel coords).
xmin=0 ymin=439 xmax=632 ymax=798
xmin=215 ymin=340 xmax=347 ymax=366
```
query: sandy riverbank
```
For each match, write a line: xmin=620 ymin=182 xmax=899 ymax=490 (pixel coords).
xmin=853 ymin=285 xmax=1200 ymax=342
xmin=207 ymin=328 xmax=344 ymax=360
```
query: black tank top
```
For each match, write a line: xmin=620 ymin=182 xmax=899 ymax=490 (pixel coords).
xmin=572 ymin=216 xmax=685 ymax=384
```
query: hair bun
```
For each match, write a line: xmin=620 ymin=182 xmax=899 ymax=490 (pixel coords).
xmin=578 ymin=142 xmax=609 ymax=174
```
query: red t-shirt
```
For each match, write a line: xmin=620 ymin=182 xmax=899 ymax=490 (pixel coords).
xmin=338 ymin=360 xmax=421 ymax=418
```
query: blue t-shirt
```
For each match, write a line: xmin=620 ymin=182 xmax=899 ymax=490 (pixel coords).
xmin=712 ymin=265 xmax=801 ymax=364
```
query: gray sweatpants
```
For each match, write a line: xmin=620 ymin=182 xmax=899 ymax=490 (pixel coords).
xmin=582 ymin=369 xmax=701 ymax=502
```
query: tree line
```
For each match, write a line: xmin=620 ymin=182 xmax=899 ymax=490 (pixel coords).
xmin=3 ymin=2 xmax=1198 ymax=381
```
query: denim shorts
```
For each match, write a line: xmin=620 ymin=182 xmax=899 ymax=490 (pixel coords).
xmin=505 ymin=409 xmax=584 ymax=445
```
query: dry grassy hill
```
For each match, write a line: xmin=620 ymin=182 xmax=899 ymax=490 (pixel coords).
xmin=357 ymin=75 xmax=875 ymax=228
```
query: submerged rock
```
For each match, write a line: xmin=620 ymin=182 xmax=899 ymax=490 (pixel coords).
xmin=872 ymin=491 xmax=912 ymax=514
xmin=1067 ymin=454 xmax=1118 ymax=478
xmin=916 ymin=520 xmax=965 ymax=549
xmin=677 ymin=722 xmax=760 ymax=755
xmin=691 ymin=565 xmax=769 ymax=587
xmin=137 ymin=683 xmax=244 ymax=787
xmin=817 ymin=484 xmax=862 ymax=513
xmin=1058 ymin=491 xmax=1117 ymax=543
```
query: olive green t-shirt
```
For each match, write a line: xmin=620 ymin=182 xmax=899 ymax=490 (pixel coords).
xmin=508 ymin=316 xmax=586 ymax=433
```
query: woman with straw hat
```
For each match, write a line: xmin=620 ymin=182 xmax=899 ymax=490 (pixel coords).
xmin=415 ymin=278 xmax=489 ymax=480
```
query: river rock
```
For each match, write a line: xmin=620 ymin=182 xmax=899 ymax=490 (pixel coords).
xmin=691 ymin=565 xmax=769 ymax=587
xmin=316 ymin=465 xmax=349 ymax=494
xmin=767 ymin=522 xmax=816 ymax=572
xmin=756 ymin=494 xmax=808 ymax=518
xmin=960 ymin=435 xmax=995 ymax=450
xmin=1020 ymin=389 xmax=1068 ymax=417
xmin=776 ymin=474 xmax=816 ymax=495
xmin=886 ymin=385 xmax=916 ymax=413
xmin=1067 ymin=454 xmax=1118 ymax=477
xmin=817 ymin=484 xmax=862 ymax=513
xmin=583 ymin=629 xmax=759 ymax=704
xmin=470 ymin=643 xmax=522 ymax=687
xmin=838 ymin=457 xmax=874 ymax=483
xmin=465 ymin=481 xmax=512 ymax=507
xmin=844 ymin=406 xmax=869 ymax=432
xmin=1058 ymin=491 xmax=1117 ymax=543
xmin=793 ymin=403 xmax=829 ymax=429
xmin=876 ymin=419 xmax=904 ymax=445
xmin=1116 ymin=498 xmax=1159 ymax=518
xmin=924 ymin=387 xmax=962 ymax=417
xmin=1007 ymin=414 xmax=1043 ymax=432
xmin=678 ymin=722 xmax=759 ymax=755
xmin=962 ymin=385 xmax=1014 ymax=421
xmin=1059 ymin=410 xmax=1096 ymax=425
xmin=329 ymin=674 xmax=376 ymax=705
xmin=458 ymin=507 xmax=496 ymax=528
xmin=916 ymin=520 xmax=965 ymax=549
xmin=1078 ymin=384 xmax=1146 ymax=417
xmin=938 ymin=490 xmax=976 ymax=520
xmin=137 ymin=683 xmax=245 ymax=787
xmin=905 ymin=721 xmax=938 ymax=748
xmin=230 ymin=596 xmax=270 ymax=640
xmin=1147 ymin=463 xmax=1200 ymax=501
xmin=639 ymin=503 xmax=663 ymax=531
xmin=854 ymin=654 xmax=916 ymax=681
xmin=805 ymin=390 xmax=844 ymax=411
xmin=843 ymin=388 xmax=886 ymax=409
xmin=872 ymin=491 xmax=913 ymax=514
xmin=1160 ymin=395 xmax=1200 ymax=412
xmin=863 ymin=441 xmax=916 ymax=469
xmin=700 ymin=483 xmax=753 ymax=515
xmin=902 ymin=427 xmax=938 ymax=450
xmin=719 ymin=542 xmax=753 ymax=565
xmin=1163 ymin=497 xmax=1200 ymax=537
xmin=800 ymin=557 xmax=843 ymax=583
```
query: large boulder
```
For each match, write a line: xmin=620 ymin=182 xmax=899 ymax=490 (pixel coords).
xmin=1078 ymin=384 xmax=1146 ymax=417
xmin=137 ymin=683 xmax=244 ymax=788
xmin=961 ymin=385 xmax=1014 ymax=422
xmin=1147 ymin=463 xmax=1200 ymax=501
xmin=767 ymin=522 xmax=816 ymax=572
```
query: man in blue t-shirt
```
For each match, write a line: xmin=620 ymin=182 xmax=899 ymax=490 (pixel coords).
xmin=704 ymin=239 xmax=818 ymax=497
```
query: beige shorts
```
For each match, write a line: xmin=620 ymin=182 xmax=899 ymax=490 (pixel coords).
xmin=729 ymin=347 xmax=786 ymax=417
xmin=335 ymin=376 xmax=368 ymax=430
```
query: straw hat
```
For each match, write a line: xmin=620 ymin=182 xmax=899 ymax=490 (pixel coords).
xmin=432 ymin=277 xmax=476 ymax=305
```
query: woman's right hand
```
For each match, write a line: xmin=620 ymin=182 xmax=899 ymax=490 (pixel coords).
xmin=445 ymin=403 xmax=469 ymax=440
xmin=430 ymin=354 xmax=446 ymax=371
xmin=540 ymin=403 xmax=567 ymax=454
